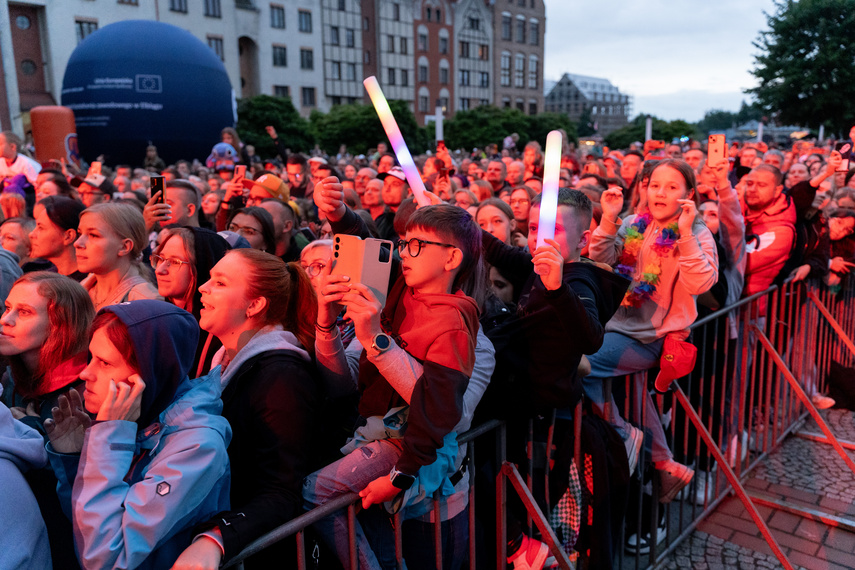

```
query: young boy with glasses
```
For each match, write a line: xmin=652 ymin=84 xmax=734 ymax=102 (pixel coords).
xmin=305 ymin=176 xmax=482 ymax=568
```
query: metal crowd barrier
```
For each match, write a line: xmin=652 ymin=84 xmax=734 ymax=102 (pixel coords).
xmin=224 ymin=278 xmax=854 ymax=570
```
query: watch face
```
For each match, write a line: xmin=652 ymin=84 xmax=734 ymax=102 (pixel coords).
xmin=375 ymin=334 xmax=391 ymax=350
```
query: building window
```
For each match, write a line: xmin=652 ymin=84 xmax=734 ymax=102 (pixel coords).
xmin=419 ymin=64 xmax=428 ymax=83
xmin=363 ymin=17 xmax=369 ymax=31
xmin=300 ymin=48 xmax=313 ymax=69
xmin=400 ymin=37 xmax=408 ymax=54
xmin=274 ymin=85 xmax=290 ymax=97
xmin=439 ymin=96 xmax=448 ymax=109
xmin=364 ymin=51 xmax=370 ymax=64
xmin=401 ymin=69 xmax=408 ymax=86
xmin=346 ymin=28 xmax=355 ymax=47
xmin=460 ymin=98 xmax=470 ymax=111
xmin=439 ymin=36 xmax=448 ymax=54
xmin=331 ymin=96 xmax=342 ymax=106
xmin=502 ymin=14 xmax=511 ymax=40
xmin=419 ymin=95 xmax=429 ymax=113
xmin=387 ymin=35 xmax=395 ymax=52
xmin=500 ymin=52 xmax=511 ymax=86
xmin=426 ymin=7 xmax=432 ymax=21
xmin=338 ymin=0 xmax=345 ymax=9
xmin=270 ymin=5 xmax=285 ymax=28
xmin=331 ymin=61 xmax=341 ymax=79
xmin=459 ymin=41 xmax=470 ymax=58
xmin=436 ymin=9 xmax=441 ymax=21
xmin=480 ymin=71 xmax=489 ymax=88
xmin=480 ymin=98 xmax=489 ymax=106
xmin=387 ymin=68 xmax=396 ymax=85
xmin=459 ymin=69 xmax=470 ymax=86
xmin=207 ymin=36 xmax=224 ymax=60
xmin=528 ymin=56 xmax=538 ymax=89
xmin=529 ymin=20 xmax=539 ymax=45
xmin=478 ymin=44 xmax=489 ymax=60
xmin=516 ymin=99 xmax=524 ymax=111
xmin=514 ymin=53 xmax=524 ymax=87
xmin=330 ymin=26 xmax=340 ymax=45
xmin=516 ymin=17 xmax=525 ymax=43
xmin=75 ymin=19 xmax=98 ymax=43
xmin=529 ymin=101 xmax=537 ymax=115
xmin=272 ymin=45 xmax=287 ymax=66
xmin=298 ymin=10 xmax=312 ymax=32
xmin=346 ymin=63 xmax=356 ymax=80
xmin=440 ymin=67 xmax=448 ymax=84
xmin=170 ymin=0 xmax=188 ymax=12
xmin=118 ymin=0 xmax=139 ymax=5
xmin=302 ymin=87 xmax=316 ymax=107
xmin=392 ymin=3 xmax=400 ymax=20
xmin=418 ymin=33 xmax=428 ymax=51
xmin=468 ymin=17 xmax=480 ymax=30
xmin=204 ymin=0 xmax=221 ymax=18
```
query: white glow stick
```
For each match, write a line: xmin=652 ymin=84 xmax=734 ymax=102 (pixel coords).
xmin=363 ymin=76 xmax=430 ymax=207
xmin=536 ymin=130 xmax=563 ymax=249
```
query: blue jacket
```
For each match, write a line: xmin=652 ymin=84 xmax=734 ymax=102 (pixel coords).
xmin=49 ymin=301 xmax=232 ymax=570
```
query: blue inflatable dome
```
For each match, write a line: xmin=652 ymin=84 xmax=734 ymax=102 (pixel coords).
xmin=61 ymin=20 xmax=235 ymax=167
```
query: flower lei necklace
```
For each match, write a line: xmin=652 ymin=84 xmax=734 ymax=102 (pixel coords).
xmin=614 ymin=212 xmax=680 ymax=307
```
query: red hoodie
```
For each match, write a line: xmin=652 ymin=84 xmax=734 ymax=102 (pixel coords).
xmin=743 ymin=192 xmax=796 ymax=297
xmin=357 ymin=274 xmax=479 ymax=474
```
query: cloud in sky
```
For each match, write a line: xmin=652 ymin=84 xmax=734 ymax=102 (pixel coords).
xmin=542 ymin=0 xmax=777 ymax=122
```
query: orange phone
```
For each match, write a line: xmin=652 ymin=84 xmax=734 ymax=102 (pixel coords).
xmin=707 ymin=135 xmax=727 ymax=167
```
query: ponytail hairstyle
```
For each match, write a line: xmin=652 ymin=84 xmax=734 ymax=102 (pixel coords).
xmin=227 ymin=248 xmax=317 ymax=354
xmin=9 ymin=272 xmax=94 ymax=397
xmin=81 ymin=202 xmax=148 ymax=268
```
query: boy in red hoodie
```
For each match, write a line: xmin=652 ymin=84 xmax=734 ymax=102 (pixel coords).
xmin=305 ymin=177 xmax=481 ymax=568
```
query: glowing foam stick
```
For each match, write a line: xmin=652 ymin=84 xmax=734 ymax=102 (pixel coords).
xmin=536 ymin=130 xmax=563 ymax=249
xmin=363 ymin=76 xmax=430 ymax=207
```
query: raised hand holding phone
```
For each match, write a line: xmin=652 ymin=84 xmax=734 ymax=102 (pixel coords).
xmin=143 ymin=175 xmax=172 ymax=232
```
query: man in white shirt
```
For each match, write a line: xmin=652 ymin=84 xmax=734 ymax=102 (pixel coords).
xmin=0 ymin=131 xmax=40 ymax=185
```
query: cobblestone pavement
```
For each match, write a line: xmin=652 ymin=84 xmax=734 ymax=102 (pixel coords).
xmin=653 ymin=409 xmax=855 ymax=570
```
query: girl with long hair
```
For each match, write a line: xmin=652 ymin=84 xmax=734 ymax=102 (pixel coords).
xmin=172 ymin=249 xmax=320 ymax=568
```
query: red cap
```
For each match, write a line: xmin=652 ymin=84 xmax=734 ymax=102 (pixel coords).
xmin=654 ymin=336 xmax=697 ymax=393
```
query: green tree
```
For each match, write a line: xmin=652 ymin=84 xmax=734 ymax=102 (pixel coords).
xmin=748 ymin=0 xmax=855 ymax=133
xmin=309 ymin=101 xmax=428 ymax=156
xmin=696 ymin=109 xmax=738 ymax=134
xmin=525 ymin=113 xmax=578 ymax=148
xmin=576 ymin=107 xmax=596 ymax=138
xmin=444 ymin=106 xmax=531 ymax=152
xmin=604 ymin=115 xmax=701 ymax=149
xmin=236 ymin=95 xmax=314 ymax=157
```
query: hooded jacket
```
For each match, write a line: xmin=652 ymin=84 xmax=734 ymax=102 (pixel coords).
xmin=203 ymin=325 xmax=320 ymax=566
xmin=0 ymin=393 xmax=52 ymax=570
xmin=743 ymin=192 xmax=797 ymax=297
xmin=183 ymin=227 xmax=231 ymax=376
xmin=49 ymin=300 xmax=231 ymax=570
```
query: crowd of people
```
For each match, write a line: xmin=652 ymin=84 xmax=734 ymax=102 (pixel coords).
xmin=0 ymin=121 xmax=853 ymax=570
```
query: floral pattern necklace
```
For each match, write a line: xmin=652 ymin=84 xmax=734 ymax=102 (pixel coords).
xmin=614 ymin=212 xmax=680 ymax=307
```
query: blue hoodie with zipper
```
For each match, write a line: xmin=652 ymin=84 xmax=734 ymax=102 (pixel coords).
xmin=48 ymin=300 xmax=231 ymax=570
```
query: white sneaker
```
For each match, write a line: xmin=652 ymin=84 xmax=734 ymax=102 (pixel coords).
xmin=624 ymin=425 xmax=644 ymax=476
xmin=625 ymin=524 xmax=667 ymax=555
xmin=693 ymin=469 xmax=714 ymax=506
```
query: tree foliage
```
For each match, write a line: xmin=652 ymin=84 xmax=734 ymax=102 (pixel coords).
xmin=695 ymin=101 xmax=764 ymax=134
xmin=309 ymin=101 xmax=429 ymax=156
xmin=748 ymin=0 xmax=855 ymax=133
xmin=444 ymin=106 xmax=577 ymax=152
xmin=236 ymin=95 xmax=314 ymax=156
xmin=604 ymin=115 xmax=701 ymax=149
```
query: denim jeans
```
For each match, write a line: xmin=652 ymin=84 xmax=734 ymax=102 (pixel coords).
xmin=582 ymin=332 xmax=673 ymax=463
xmin=303 ymin=438 xmax=403 ymax=570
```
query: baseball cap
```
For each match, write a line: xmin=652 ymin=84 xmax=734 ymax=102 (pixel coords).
xmin=654 ymin=336 xmax=698 ymax=393
xmin=307 ymin=156 xmax=328 ymax=165
xmin=240 ymin=173 xmax=290 ymax=202
xmin=377 ymin=166 xmax=407 ymax=182
xmin=71 ymin=171 xmax=116 ymax=195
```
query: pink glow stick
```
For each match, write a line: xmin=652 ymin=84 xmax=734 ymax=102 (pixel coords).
xmin=536 ymin=130 xmax=563 ymax=249
xmin=363 ymin=76 xmax=430 ymax=207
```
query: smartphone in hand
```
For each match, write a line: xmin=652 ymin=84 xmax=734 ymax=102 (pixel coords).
xmin=707 ymin=135 xmax=727 ymax=168
xmin=835 ymin=142 xmax=851 ymax=172
xmin=150 ymin=175 xmax=165 ymax=203
xmin=233 ymin=164 xmax=247 ymax=181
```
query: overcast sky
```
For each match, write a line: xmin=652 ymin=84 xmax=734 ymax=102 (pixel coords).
xmin=542 ymin=0 xmax=777 ymax=123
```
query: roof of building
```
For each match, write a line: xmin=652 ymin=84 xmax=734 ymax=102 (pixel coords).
xmin=546 ymin=73 xmax=622 ymax=100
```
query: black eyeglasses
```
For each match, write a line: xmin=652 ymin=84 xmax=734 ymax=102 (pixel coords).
xmin=396 ymin=237 xmax=456 ymax=257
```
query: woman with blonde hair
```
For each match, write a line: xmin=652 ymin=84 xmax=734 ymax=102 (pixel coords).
xmin=75 ymin=202 xmax=160 ymax=311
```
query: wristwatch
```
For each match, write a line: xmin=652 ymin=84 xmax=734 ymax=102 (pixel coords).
xmin=389 ymin=467 xmax=416 ymax=490
xmin=371 ymin=333 xmax=392 ymax=354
